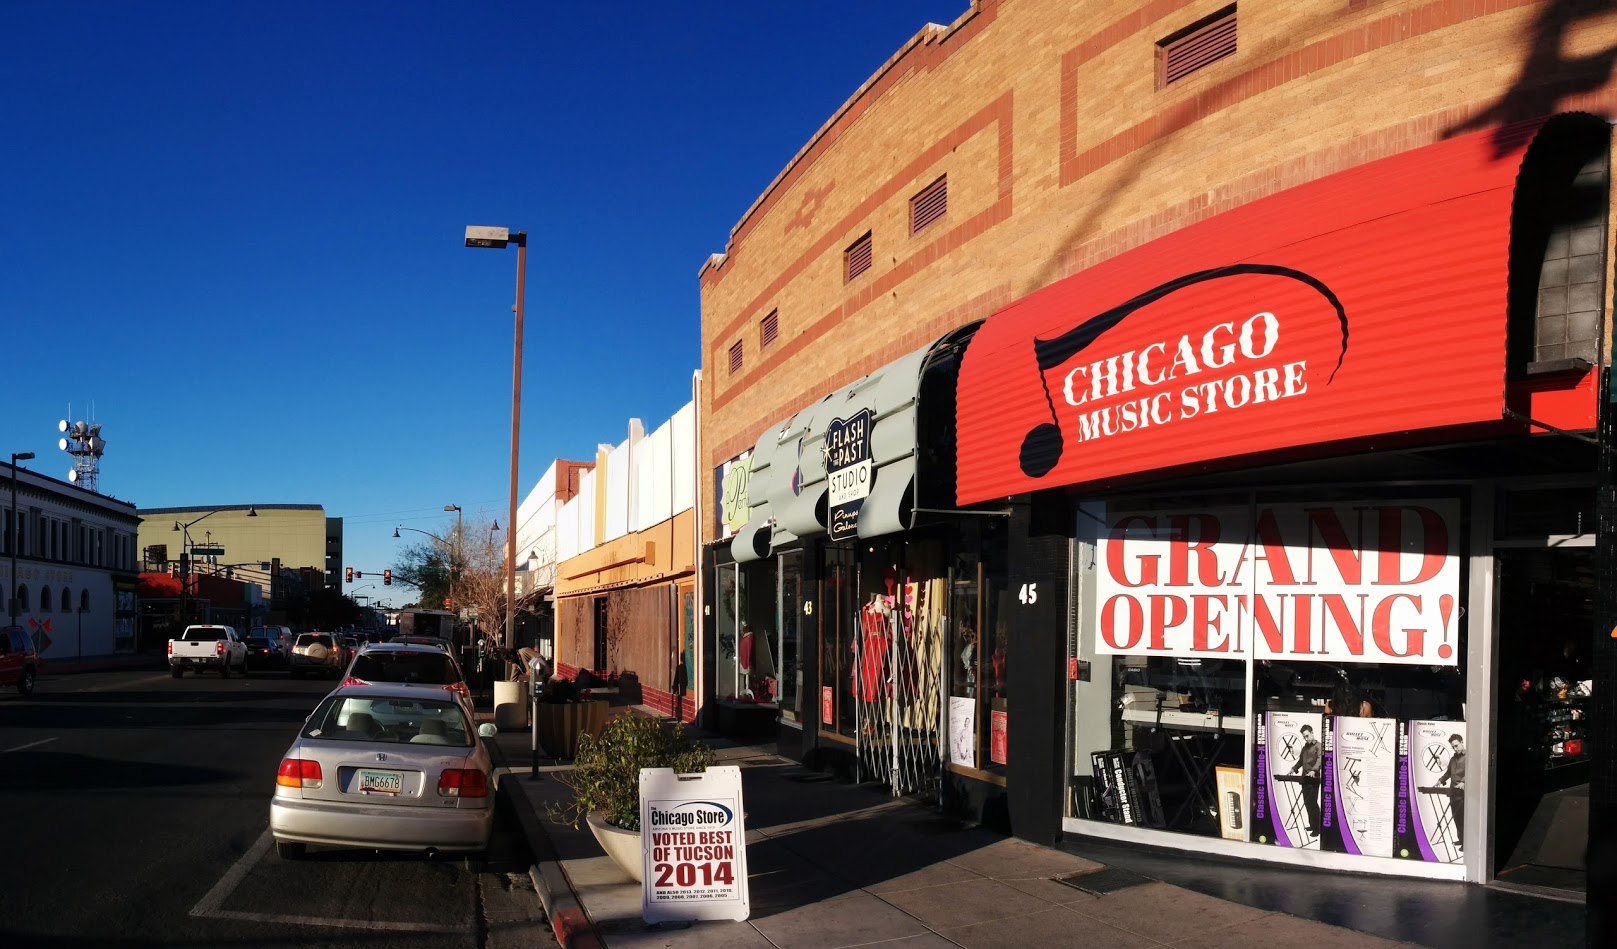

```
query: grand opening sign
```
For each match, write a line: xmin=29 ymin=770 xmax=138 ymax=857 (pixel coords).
xmin=640 ymin=766 xmax=750 ymax=923
xmin=1095 ymin=501 xmax=1460 ymax=665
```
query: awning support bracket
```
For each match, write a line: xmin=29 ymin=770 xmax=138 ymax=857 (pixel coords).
xmin=911 ymin=507 xmax=1013 ymax=517
xmin=1502 ymin=408 xmax=1605 ymax=449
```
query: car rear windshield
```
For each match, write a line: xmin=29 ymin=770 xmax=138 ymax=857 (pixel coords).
xmin=298 ymin=634 xmax=333 ymax=648
xmin=185 ymin=628 xmax=228 ymax=640
xmin=303 ymin=695 xmax=472 ymax=746
xmin=350 ymin=651 xmax=461 ymax=686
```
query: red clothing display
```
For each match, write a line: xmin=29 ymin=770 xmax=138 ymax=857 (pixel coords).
xmin=854 ymin=605 xmax=889 ymax=703
xmin=739 ymin=630 xmax=755 ymax=670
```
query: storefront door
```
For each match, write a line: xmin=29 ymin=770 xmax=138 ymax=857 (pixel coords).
xmin=1492 ymin=545 xmax=1593 ymax=894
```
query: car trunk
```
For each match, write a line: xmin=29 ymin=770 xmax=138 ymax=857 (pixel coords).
xmin=286 ymin=738 xmax=484 ymax=810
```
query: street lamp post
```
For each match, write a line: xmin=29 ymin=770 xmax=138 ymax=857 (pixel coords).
xmin=465 ymin=226 xmax=527 ymax=651
xmin=8 ymin=451 xmax=35 ymax=624
xmin=173 ymin=507 xmax=257 ymax=624
xmin=445 ymin=503 xmax=463 ymax=642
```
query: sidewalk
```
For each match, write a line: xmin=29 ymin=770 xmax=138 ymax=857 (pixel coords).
xmin=38 ymin=651 xmax=166 ymax=675
xmin=481 ymin=703 xmax=1538 ymax=949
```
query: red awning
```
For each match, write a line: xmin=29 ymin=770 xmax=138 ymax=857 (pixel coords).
xmin=956 ymin=120 xmax=1554 ymax=506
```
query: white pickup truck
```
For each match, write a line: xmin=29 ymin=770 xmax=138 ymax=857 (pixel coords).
xmin=169 ymin=624 xmax=249 ymax=678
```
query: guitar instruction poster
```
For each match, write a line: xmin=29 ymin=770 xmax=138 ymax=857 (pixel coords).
xmin=1252 ymin=710 xmax=1324 ymax=850
xmin=1329 ymin=717 xmax=1397 ymax=857
xmin=1396 ymin=719 xmax=1466 ymax=863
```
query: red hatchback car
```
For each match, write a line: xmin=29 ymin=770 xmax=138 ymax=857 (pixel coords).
xmin=0 ymin=625 xmax=40 ymax=695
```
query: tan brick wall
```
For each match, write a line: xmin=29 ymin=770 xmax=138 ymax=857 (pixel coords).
xmin=698 ymin=0 xmax=1617 ymax=544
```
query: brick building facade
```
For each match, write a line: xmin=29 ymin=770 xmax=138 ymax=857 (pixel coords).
xmin=698 ymin=0 xmax=1617 ymax=901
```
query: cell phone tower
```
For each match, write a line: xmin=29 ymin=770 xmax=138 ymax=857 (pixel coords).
xmin=58 ymin=419 xmax=106 ymax=493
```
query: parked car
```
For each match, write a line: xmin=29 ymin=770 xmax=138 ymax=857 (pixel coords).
xmin=342 ymin=643 xmax=474 ymax=720
xmin=251 ymin=625 xmax=295 ymax=663
xmin=169 ymin=624 xmax=248 ymax=678
xmin=290 ymin=632 xmax=343 ymax=679
xmin=243 ymin=634 xmax=288 ymax=671
xmin=0 ymin=625 xmax=39 ymax=695
xmin=269 ymin=683 xmax=495 ymax=859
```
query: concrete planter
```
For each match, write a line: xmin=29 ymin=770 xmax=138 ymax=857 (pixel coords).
xmin=537 ymin=698 xmax=610 ymax=759
xmin=492 ymin=679 xmax=528 ymax=730
xmin=586 ymin=811 xmax=643 ymax=882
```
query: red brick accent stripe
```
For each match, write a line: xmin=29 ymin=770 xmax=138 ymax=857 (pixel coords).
xmin=1052 ymin=96 xmax=1616 ymax=284
xmin=704 ymin=2 xmax=1001 ymax=285
xmin=1061 ymin=0 xmax=1541 ymax=186
xmin=709 ymin=91 xmax=1015 ymax=400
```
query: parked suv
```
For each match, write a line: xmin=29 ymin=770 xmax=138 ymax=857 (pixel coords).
xmin=290 ymin=632 xmax=342 ymax=679
xmin=0 ymin=625 xmax=39 ymax=695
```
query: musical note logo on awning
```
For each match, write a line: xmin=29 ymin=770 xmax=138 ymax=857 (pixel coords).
xmin=1017 ymin=264 xmax=1349 ymax=478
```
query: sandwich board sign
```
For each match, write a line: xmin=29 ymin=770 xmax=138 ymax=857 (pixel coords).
xmin=640 ymin=765 xmax=750 ymax=922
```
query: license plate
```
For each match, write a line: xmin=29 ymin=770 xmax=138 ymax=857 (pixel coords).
xmin=358 ymin=770 xmax=403 ymax=794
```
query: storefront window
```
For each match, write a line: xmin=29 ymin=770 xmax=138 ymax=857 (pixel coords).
xmin=945 ymin=520 xmax=1010 ymax=774
xmin=735 ymin=559 xmax=779 ymax=706
xmin=778 ymin=551 xmax=803 ymax=720
xmin=714 ymin=564 xmax=739 ymax=703
xmin=1070 ymin=490 xmax=1470 ymax=866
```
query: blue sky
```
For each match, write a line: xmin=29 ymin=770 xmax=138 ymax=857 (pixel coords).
xmin=1 ymin=1 xmax=964 ymax=600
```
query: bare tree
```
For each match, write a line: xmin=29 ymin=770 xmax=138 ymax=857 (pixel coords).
xmin=451 ymin=515 xmax=551 ymax=650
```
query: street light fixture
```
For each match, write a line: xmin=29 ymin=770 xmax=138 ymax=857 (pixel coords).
xmin=8 ymin=451 xmax=36 ymax=624
xmin=172 ymin=507 xmax=257 ymax=623
xmin=465 ymin=225 xmax=527 ymax=652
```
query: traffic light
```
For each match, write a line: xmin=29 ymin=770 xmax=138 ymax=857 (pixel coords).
xmin=383 ymin=569 xmax=392 ymax=586
xmin=345 ymin=567 xmax=353 ymax=584
xmin=444 ymin=597 xmax=453 ymax=609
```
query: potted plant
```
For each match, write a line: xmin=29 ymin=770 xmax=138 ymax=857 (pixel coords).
xmin=551 ymin=714 xmax=715 ymax=881
xmin=535 ymin=676 xmax=610 ymax=759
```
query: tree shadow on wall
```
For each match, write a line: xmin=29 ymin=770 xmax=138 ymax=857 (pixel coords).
xmin=1443 ymin=0 xmax=1617 ymax=155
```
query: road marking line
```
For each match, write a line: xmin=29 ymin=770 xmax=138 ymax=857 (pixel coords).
xmin=3 ymin=738 xmax=58 ymax=754
xmin=189 ymin=828 xmax=472 ymax=934
xmin=190 ymin=829 xmax=272 ymax=919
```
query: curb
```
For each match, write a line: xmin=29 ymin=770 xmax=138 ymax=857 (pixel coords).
xmin=490 ymin=750 xmax=606 ymax=949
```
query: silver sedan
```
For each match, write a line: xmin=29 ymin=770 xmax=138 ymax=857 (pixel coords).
xmin=269 ymin=683 xmax=496 ymax=859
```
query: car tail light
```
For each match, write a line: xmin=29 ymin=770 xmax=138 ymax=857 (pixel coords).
xmin=446 ymin=681 xmax=469 ymax=696
xmin=215 ymin=641 xmax=225 ymax=656
xmin=341 ymin=676 xmax=370 ymax=688
xmin=438 ymin=769 xmax=489 ymax=798
xmin=1567 ymin=739 xmax=1585 ymax=756
xmin=276 ymin=758 xmax=323 ymax=789
xmin=167 ymin=641 xmax=174 ymax=656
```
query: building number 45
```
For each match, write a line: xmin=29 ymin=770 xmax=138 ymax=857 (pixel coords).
xmin=1017 ymin=582 xmax=1038 ymax=605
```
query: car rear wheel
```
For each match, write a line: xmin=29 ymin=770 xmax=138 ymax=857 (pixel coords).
xmin=238 ymin=658 xmax=249 ymax=677
xmin=275 ymin=840 xmax=306 ymax=860
xmin=171 ymin=666 xmax=184 ymax=678
xmin=18 ymin=667 xmax=34 ymax=695
xmin=219 ymin=661 xmax=230 ymax=678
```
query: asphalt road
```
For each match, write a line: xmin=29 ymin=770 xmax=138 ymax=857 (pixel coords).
xmin=0 ymin=666 xmax=549 ymax=949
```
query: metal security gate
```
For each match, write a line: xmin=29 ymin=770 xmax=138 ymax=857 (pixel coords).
xmin=853 ymin=576 xmax=945 ymax=799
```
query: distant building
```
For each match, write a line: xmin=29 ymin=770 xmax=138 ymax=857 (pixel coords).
xmin=135 ymin=503 xmax=340 ymax=606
